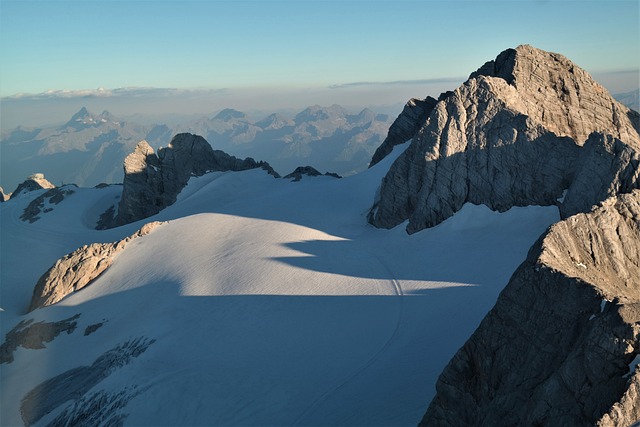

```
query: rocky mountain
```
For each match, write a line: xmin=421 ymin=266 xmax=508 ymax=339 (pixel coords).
xmin=0 ymin=108 xmax=172 ymax=191
xmin=369 ymin=44 xmax=639 ymax=234
xmin=1 ymin=105 xmax=390 ymax=192
xmin=364 ymin=45 xmax=640 ymax=425
xmin=104 ymin=133 xmax=278 ymax=227
xmin=10 ymin=173 xmax=55 ymax=198
xmin=422 ymin=190 xmax=640 ymax=426
xmin=176 ymin=104 xmax=391 ymax=177
xmin=1 ymin=45 xmax=638 ymax=426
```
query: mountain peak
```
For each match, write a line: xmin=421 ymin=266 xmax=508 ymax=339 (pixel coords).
xmin=213 ymin=109 xmax=246 ymax=121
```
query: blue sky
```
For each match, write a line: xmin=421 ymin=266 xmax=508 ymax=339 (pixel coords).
xmin=0 ymin=0 xmax=638 ymax=126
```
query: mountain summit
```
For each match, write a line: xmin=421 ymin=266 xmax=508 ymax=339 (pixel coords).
xmin=369 ymin=44 xmax=639 ymax=234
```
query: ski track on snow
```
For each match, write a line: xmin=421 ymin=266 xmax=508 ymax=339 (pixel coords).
xmin=292 ymin=252 xmax=405 ymax=426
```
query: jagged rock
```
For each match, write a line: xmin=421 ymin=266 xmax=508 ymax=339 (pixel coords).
xmin=20 ymin=187 xmax=76 ymax=223
xmin=283 ymin=166 xmax=342 ymax=181
xmin=0 ymin=314 xmax=80 ymax=364
xmin=28 ymin=222 xmax=164 ymax=312
xmin=113 ymin=133 xmax=278 ymax=226
xmin=369 ymin=45 xmax=640 ymax=234
xmin=20 ymin=337 xmax=154 ymax=426
xmin=421 ymin=190 xmax=640 ymax=426
xmin=369 ymin=97 xmax=438 ymax=167
xmin=0 ymin=187 xmax=8 ymax=202
xmin=561 ymin=132 xmax=640 ymax=218
xmin=470 ymin=45 xmax=639 ymax=143
xmin=10 ymin=173 xmax=55 ymax=198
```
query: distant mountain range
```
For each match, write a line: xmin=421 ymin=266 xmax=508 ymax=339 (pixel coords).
xmin=0 ymin=105 xmax=391 ymax=192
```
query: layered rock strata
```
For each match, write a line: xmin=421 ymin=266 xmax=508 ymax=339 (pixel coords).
xmin=369 ymin=45 xmax=639 ymax=234
xmin=421 ymin=190 xmax=640 ymax=426
xmin=28 ymin=221 xmax=163 ymax=312
xmin=112 ymin=133 xmax=278 ymax=226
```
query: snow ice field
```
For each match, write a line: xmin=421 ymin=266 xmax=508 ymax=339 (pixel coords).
xmin=0 ymin=145 xmax=559 ymax=426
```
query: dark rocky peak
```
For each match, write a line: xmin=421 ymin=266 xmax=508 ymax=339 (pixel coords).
xmin=108 ymin=133 xmax=278 ymax=227
xmin=369 ymin=96 xmax=438 ymax=167
xmin=213 ymin=108 xmax=247 ymax=121
xmin=10 ymin=173 xmax=56 ymax=198
xmin=283 ymin=166 xmax=341 ymax=182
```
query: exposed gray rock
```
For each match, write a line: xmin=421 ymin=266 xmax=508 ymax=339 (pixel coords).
xmin=561 ymin=132 xmax=640 ymax=218
xmin=283 ymin=166 xmax=342 ymax=181
xmin=20 ymin=187 xmax=76 ymax=223
xmin=112 ymin=133 xmax=278 ymax=226
xmin=0 ymin=314 xmax=80 ymax=364
xmin=21 ymin=337 xmax=154 ymax=426
xmin=10 ymin=173 xmax=55 ymax=198
xmin=369 ymin=97 xmax=438 ymax=167
xmin=369 ymin=45 xmax=640 ymax=234
xmin=29 ymin=221 xmax=164 ymax=312
xmin=471 ymin=45 xmax=639 ymax=144
xmin=421 ymin=190 xmax=640 ymax=426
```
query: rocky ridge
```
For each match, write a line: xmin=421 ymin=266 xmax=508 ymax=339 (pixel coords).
xmin=10 ymin=173 xmax=55 ymax=199
xmin=28 ymin=221 xmax=164 ymax=312
xmin=421 ymin=190 xmax=640 ymax=426
xmin=369 ymin=45 xmax=639 ymax=234
xmin=109 ymin=133 xmax=278 ymax=227
xmin=369 ymin=97 xmax=438 ymax=167
xmin=283 ymin=166 xmax=342 ymax=181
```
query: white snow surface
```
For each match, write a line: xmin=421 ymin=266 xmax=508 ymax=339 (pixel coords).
xmin=0 ymin=144 xmax=559 ymax=426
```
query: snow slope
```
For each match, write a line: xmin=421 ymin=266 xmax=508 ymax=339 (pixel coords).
xmin=0 ymin=144 xmax=559 ymax=426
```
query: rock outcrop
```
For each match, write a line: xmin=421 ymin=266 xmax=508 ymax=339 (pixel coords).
xmin=28 ymin=222 xmax=163 ymax=312
xmin=369 ymin=97 xmax=438 ymax=167
xmin=20 ymin=186 xmax=76 ymax=223
xmin=421 ymin=190 xmax=640 ymax=426
xmin=0 ymin=314 xmax=80 ymax=364
xmin=0 ymin=187 xmax=8 ymax=202
xmin=10 ymin=173 xmax=55 ymax=198
xmin=283 ymin=166 xmax=342 ymax=181
xmin=111 ymin=133 xmax=278 ymax=226
xmin=369 ymin=45 xmax=640 ymax=234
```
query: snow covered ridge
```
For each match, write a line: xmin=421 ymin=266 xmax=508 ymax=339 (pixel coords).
xmin=1 ymin=45 xmax=639 ymax=426
xmin=0 ymin=138 xmax=560 ymax=426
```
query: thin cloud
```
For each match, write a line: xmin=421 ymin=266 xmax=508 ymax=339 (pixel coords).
xmin=3 ymin=87 xmax=229 ymax=101
xmin=329 ymin=77 xmax=465 ymax=89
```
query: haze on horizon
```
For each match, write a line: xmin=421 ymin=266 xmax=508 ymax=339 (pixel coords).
xmin=1 ymin=0 xmax=638 ymax=129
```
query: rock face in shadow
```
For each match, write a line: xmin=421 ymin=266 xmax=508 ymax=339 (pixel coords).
xmin=369 ymin=45 xmax=640 ymax=234
xmin=369 ymin=97 xmax=438 ymax=167
xmin=28 ymin=222 xmax=163 ymax=312
xmin=112 ymin=133 xmax=278 ymax=226
xmin=0 ymin=314 xmax=80 ymax=364
xmin=10 ymin=173 xmax=56 ymax=198
xmin=421 ymin=190 xmax=640 ymax=426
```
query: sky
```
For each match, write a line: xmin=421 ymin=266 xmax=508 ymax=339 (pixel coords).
xmin=1 ymin=0 xmax=639 ymax=127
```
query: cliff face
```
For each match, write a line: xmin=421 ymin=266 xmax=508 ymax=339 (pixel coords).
xmin=421 ymin=190 xmax=640 ymax=426
xmin=369 ymin=45 xmax=639 ymax=234
xmin=111 ymin=133 xmax=278 ymax=227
